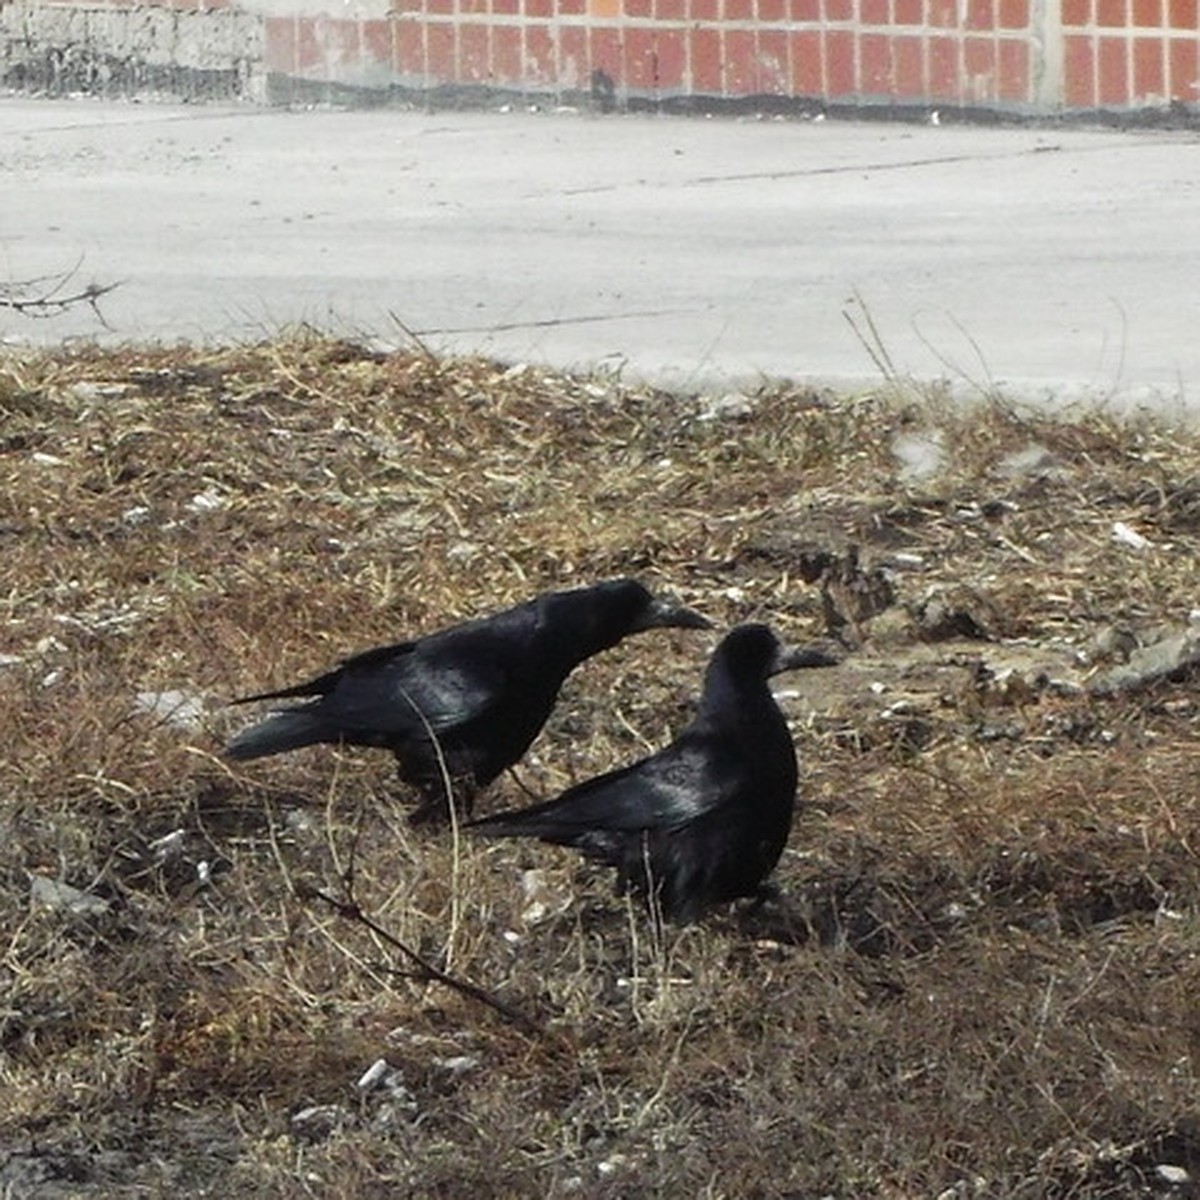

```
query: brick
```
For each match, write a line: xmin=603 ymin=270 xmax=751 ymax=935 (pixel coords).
xmin=524 ymin=0 xmax=553 ymax=14
xmin=624 ymin=27 xmax=657 ymax=89
xmin=859 ymin=33 xmax=892 ymax=93
xmin=458 ymin=23 xmax=489 ymax=81
xmin=524 ymin=23 xmax=555 ymax=82
xmin=1097 ymin=35 xmax=1129 ymax=102
xmin=790 ymin=0 xmax=821 ymax=18
xmin=1133 ymin=37 xmax=1166 ymax=96
xmin=296 ymin=18 xmax=322 ymax=73
xmin=426 ymin=0 xmax=453 ymax=13
xmin=655 ymin=30 xmax=687 ymax=88
xmin=996 ymin=36 xmax=1029 ymax=98
xmin=998 ymin=0 xmax=1029 ymax=25
xmin=1169 ymin=0 xmax=1197 ymax=24
xmin=756 ymin=28 xmax=788 ymax=91
xmin=690 ymin=27 xmax=723 ymax=91
xmin=393 ymin=18 xmax=424 ymax=76
xmin=894 ymin=0 xmax=923 ymax=22
xmin=327 ymin=18 xmax=361 ymax=76
xmin=892 ymin=35 xmax=924 ymax=95
xmin=691 ymin=0 xmax=719 ymax=17
xmin=1168 ymin=35 xmax=1199 ymax=100
xmin=825 ymin=28 xmax=856 ymax=93
xmin=1096 ymin=0 xmax=1126 ymax=24
xmin=590 ymin=25 xmax=621 ymax=79
xmin=1132 ymin=0 xmax=1162 ymax=22
xmin=264 ymin=16 xmax=296 ymax=73
xmin=425 ymin=21 xmax=455 ymax=80
xmin=928 ymin=0 xmax=958 ymax=26
xmin=967 ymin=0 xmax=994 ymax=26
xmin=790 ymin=28 xmax=824 ymax=93
xmin=492 ymin=0 xmax=520 ymax=13
xmin=655 ymin=0 xmax=687 ymax=16
xmin=361 ymin=19 xmax=391 ymax=68
xmin=860 ymin=0 xmax=889 ymax=23
xmin=1063 ymin=34 xmax=1096 ymax=103
xmin=824 ymin=0 xmax=853 ymax=17
xmin=963 ymin=36 xmax=995 ymax=96
xmin=725 ymin=0 xmax=754 ymax=17
xmin=758 ymin=0 xmax=787 ymax=19
xmin=559 ymin=25 xmax=588 ymax=85
xmin=725 ymin=29 xmax=757 ymax=91
xmin=459 ymin=0 xmax=486 ymax=12
xmin=1061 ymin=0 xmax=1090 ymax=24
xmin=558 ymin=0 xmax=585 ymax=13
xmin=492 ymin=25 xmax=522 ymax=82
xmin=928 ymin=34 xmax=960 ymax=97
xmin=589 ymin=0 xmax=620 ymax=14
xmin=626 ymin=0 xmax=653 ymax=15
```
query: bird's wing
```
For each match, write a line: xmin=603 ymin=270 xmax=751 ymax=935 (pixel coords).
xmin=233 ymin=640 xmax=418 ymax=705
xmin=476 ymin=723 xmax=742 ymax=838
xmin=318 ymin=630 xmax=527 ymax=740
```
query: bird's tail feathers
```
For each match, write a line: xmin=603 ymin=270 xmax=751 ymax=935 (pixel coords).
xmin=224 ymin=709 xmax=328 ymax=760
xmin=231 ymin=669 xmax=341 ymax=706
xmin=467 ymin=811 xmax=577 ymax=842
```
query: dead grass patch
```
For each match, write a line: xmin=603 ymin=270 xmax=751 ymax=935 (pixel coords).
xmin=1 ymin=334 xmax=1198 ymax=1196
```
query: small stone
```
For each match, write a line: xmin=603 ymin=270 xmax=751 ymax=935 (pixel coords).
xmin=186 ymin=489 xmax=226 ymax=514
xmin=433 ymin=1055 xmax=479 ymax=1076
xmin=135 ymin=689 xmax=207 ymax=731
xmin=290 ymin=1104 xmax=349 ymax=1142
xmin=892 ymin=430 xmax=946 ymax=481
xmin=998 ymin=443 xmax=1059 ymax=478
xmin=30 ymin=875 xmax=111 ymax=917
xmin=1156 ymin=1165 xmax=1190 ymax=1185
xmin=1110 ymin=520 xmax=1152 ymax=551
xmin=697 ymin=392 xmax=756 ymax=421
xmin=148 ymin=829 xmax=186 ymax=861
xmin=357 ymin=1058 xmax=392 ymax=1092
xmin=1091 ymin=627 xmax=1200 ymax=695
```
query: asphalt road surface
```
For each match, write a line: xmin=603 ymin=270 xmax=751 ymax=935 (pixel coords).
xmin=3 ymin=97 xmax=1198 ymax=404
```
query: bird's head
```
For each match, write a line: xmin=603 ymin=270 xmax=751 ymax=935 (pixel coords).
xmin=713 ymin=623 xmax=843 ymax=681
xmin=613 ymin=579 xmax=713 ymax=633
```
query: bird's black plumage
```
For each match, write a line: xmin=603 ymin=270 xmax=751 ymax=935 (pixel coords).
xmin=468 ymin=624 xmax=840 ymax=923
xmin=224 ymin=579 xmax=710 ymax=819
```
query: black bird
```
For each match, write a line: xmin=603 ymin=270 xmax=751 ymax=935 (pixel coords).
xmin=224 ymin=579 xmax=710 ymax=820
xmin=468 ymin=624 xmax=840 ymax=923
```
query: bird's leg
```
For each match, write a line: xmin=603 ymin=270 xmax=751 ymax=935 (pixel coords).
xmin=406 ymin=773 xmax=477 ymax=826
xmin=504 ymin=765 xmax=541 ymax=803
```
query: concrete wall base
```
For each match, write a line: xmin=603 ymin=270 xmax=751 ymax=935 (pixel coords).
xmin=1 ymin=2 xmax=264 ymax=101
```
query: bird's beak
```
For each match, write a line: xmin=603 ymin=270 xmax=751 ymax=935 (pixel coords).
xmin=771 ymin=639 xmax=844 ymax=675
xmin=638 ymin=596 xmax=714 ymax=632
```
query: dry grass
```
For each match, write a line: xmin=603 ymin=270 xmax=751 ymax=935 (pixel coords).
xmin=1 ymin=333 xmax=1198 ymax=1197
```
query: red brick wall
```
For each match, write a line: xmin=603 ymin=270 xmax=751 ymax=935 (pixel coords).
xmin=5 ymin=0 xmax=1198 ymax=111
xmin=1063 ymin=0 xmax=1200 ymax=107
xmin=263 ymin=0 xmax=1043 ymax=108
xmin=258 ymin=0 xmax=1199 ymax=112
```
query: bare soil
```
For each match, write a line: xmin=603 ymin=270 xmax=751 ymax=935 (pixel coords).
xmin=1 ymin=336 xmax=1198 ymax=1197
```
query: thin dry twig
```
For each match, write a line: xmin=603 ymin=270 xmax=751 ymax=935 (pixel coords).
xmin=1 ymin=261 xmax=121 ymax=324
xmin=301 ymin=882 xmax=544 ymax=1037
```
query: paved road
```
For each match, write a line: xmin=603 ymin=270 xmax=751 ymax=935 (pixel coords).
xmin=3 ymin=97 xmax=1198 ymax=403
